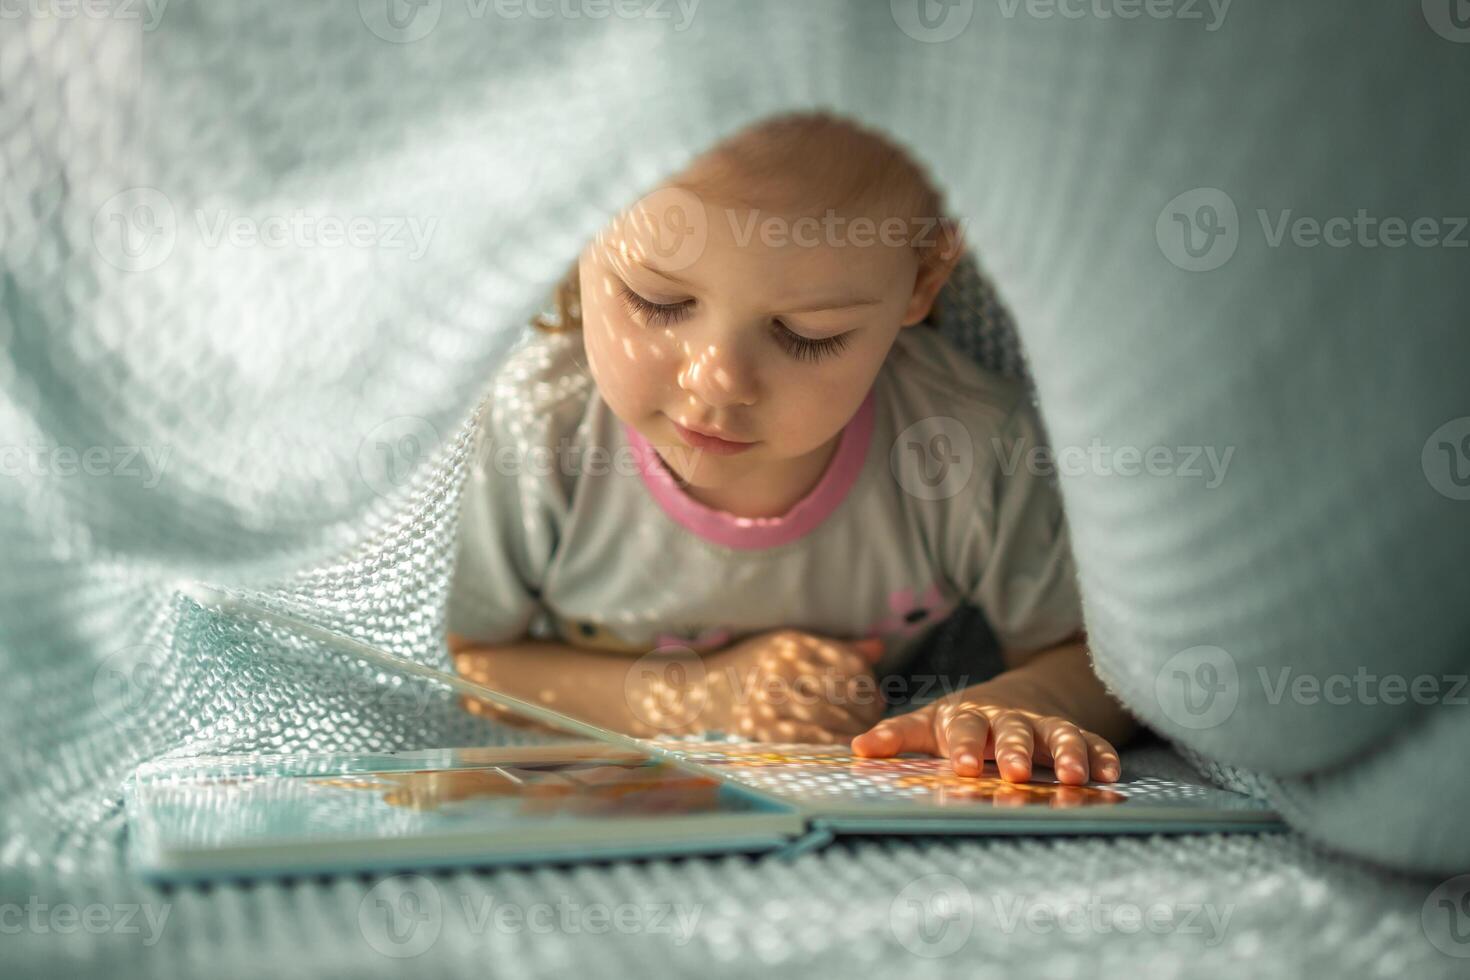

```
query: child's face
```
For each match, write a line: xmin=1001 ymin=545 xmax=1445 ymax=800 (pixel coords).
xmin=580 ymin=186 xmax=950 ymax=496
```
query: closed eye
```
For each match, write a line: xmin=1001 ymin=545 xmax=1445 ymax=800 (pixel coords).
xmin=770 ymin=321 xmax=852 ymax=363
xmin=619 ymin=282 xmax=853 ymax=363
xmin=618 ymin=285 xmax=691 ymax=326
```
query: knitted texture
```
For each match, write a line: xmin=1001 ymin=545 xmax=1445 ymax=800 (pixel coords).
xmin=2 ymin=1 xmax=1467 ymax=976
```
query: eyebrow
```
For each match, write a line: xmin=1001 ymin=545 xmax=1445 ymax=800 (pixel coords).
xmin=639 ymin=265 xmax=882 ymax=314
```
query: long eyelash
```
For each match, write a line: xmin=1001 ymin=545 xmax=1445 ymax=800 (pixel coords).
xmin=620 ymin=284 xmax=850 ymax=363
xmin=618 ymin=285 xmax=691 ymax=327
xmin=773 ymin=322 xmax=852 ymax=363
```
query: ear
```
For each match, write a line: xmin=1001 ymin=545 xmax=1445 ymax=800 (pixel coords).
xmin=900 ymin=220 xmax=967 ymax=327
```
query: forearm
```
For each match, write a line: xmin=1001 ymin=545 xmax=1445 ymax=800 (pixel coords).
xmin=449 ymin=635 xmax=650 ymax=736
xmin=984 ymin=635 xmax=1138 ymax=745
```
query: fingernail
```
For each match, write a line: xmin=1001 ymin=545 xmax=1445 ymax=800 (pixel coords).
xmin=956 ymin=752 xmax=979 ymax=770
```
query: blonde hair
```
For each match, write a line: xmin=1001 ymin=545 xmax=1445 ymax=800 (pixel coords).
xmin=533 ymin=111 xmax=958 ymax=335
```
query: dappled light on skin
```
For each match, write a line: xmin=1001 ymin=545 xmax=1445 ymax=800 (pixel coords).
xmin=628 ymin=630 xmax=886 ymax=743
xmin=851 ymin=690 xmax=1124 ymax=787
xmin=574 ymin=135 xmax=965 ymax=521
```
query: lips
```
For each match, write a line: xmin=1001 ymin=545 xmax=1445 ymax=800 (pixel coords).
xmin=670 ymin=419 xmax=757 ymax=455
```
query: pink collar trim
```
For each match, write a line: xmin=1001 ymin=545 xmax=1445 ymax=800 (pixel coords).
xmin=622 ymin=389 xmax=876 ymax=551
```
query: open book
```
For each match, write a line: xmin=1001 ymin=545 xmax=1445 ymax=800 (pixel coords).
xmin=125 ymin=590 xmax=1282 ymax=881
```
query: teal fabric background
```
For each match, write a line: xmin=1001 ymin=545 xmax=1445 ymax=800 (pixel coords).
xmin=2 ymin=2 xmax=1467 ymax=975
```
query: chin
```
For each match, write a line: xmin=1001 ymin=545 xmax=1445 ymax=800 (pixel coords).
xmin=663 ymin=450 xmax=751 ymax=488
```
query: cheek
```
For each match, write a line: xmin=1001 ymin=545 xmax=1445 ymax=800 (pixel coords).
xmin=581 ymin=293 xmax=675 ymax=416
xmin=765 ymin=347 xmax=887 ymax=446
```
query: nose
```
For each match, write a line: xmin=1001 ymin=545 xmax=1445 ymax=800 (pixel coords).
xmin=676 ymin=338 xmax=758 ymax=410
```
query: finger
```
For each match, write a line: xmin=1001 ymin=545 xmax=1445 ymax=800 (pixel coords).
xmin=935 ymin=707 xmax=991 ymax=777
xmin=1083 ymin=732 xmax=1122 ymax=782
xmin=851 ymin=709 xmax=937 ymax=758
xmin=1036 ymin=717 xmax=1090 ymax=785
xmin=990 ymin=711 xmax=1035 ymax=782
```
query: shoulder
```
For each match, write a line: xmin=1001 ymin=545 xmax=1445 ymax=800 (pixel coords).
xmin=488 ymin=328 xmax=596 ymax=437
xmin=472 ymin=328 xmax=599 ymax=503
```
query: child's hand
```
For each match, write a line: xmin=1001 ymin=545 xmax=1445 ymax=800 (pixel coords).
xmin=638 ymin=629 xmax=886 ymax=743
xmin=850 ymin=680 xmax=1122 ymax=786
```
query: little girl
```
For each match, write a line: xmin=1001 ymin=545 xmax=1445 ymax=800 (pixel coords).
xmin=449 ymin=113 xmax=1134 ymax=785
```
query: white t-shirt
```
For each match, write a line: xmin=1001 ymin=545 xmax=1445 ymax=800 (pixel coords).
xmin=448 ymin=324 xmax=1083 ymax=673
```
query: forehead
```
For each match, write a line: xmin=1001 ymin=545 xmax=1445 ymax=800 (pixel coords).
xmin=594 ymin=189 xmax=919 ymax=307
